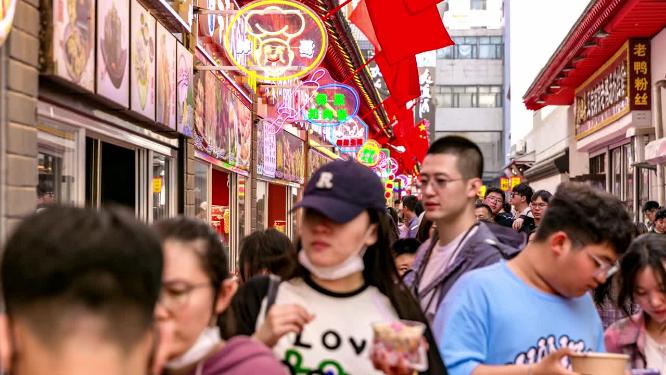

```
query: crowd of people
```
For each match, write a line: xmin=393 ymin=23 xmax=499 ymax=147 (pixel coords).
xmin=1 ymin=135 xmax=665 ymax=374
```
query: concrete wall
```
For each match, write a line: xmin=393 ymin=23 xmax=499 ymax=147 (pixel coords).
xmin=435 ymin=107 xmax=503 ymax=132
xmin=0 ymin=0 xmax=40 ymax=243
xmin=532 ymin=106 xmax=570 ymax=161
xmin=530 ymin=173 xmax=568 ymax=193
xmin=652 ymin=28 xmax=666 ymax=138
xmin=437 ymin=59 xmax=504 ymax=86
xmin=443 ymin=0 xmax=504 ymax=30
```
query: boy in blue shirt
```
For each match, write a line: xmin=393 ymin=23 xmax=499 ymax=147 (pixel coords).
xmin=434 ymin=182 xmax=633 ymax=375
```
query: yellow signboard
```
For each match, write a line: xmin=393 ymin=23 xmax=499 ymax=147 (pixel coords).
xmin=153 ymin=178 xmax=163 ymax=193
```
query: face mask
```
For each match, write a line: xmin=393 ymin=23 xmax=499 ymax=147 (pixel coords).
xmin=298 ymin=227 xmax=373 ymax=280
xmin=165 ymin=326 xmax=221 ymax=369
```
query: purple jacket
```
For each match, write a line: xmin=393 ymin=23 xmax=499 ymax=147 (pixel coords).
xmin=403 ymin=222 xmax=522 ymax=315
xmin=190 ymin=336 xmax=287 ymax=375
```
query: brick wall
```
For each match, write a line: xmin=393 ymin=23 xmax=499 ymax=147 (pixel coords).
xmin=1 ymin=0 xmax=40 ymax=243
xmin=184 ymin=138 xmax=196 ymax=217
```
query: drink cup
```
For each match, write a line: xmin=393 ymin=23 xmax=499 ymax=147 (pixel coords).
xmin=569 ymin=352 xmax=629 ymax=375
xmin=371 ymin=320 xmax=428 ymax=371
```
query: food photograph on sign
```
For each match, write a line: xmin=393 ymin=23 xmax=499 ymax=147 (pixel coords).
xmin=54 ymin=0 xmax=95 ymax=90
xmin=193 ymin=71 xmax=205 ymax=144
xmin=96 ymin=0 xmax=130 ymax=106
xmin=156 ymin=23 xmax=176 ymax=129
xmin=276 ymin=131 xmax=304 ymax=182
xmin=176 ymin=43 xmax=194 ymax=137
xmin=215 ymin=79 xmax=229 ymax=160
xmin=224 ymin=0 xmax=328 ymax=82
xmin=130 ymin=0 xmax=155 ymax=120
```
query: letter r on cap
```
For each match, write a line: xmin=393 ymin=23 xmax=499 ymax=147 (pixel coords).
xmin=316 ymin=172 xmax=334 ymax=189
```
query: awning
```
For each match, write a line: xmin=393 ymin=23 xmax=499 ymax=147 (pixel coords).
xmin=523 ymin=149 xmax=569 ymax=182
xmin=645 ymin=138 xmax=666 ymax=164
xmin=523 ymin=0 xmax=666 ymax=110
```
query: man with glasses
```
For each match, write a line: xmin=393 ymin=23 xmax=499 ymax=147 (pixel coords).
xmin=510 ymin=183 xmax=536 ymax=233
xmin=434 ymin=182 xmax=633 ymax=375
xmin=483 ymin=187 xmax=514 ymax=227
xmin=404 ymin=136 xmax=521 ymax=323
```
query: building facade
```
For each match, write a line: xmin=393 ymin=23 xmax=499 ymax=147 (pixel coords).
xmin=434 ymin=0 xmax=506 ymax=182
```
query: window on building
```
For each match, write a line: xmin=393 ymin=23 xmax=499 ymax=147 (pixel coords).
xmin=470 ymin=0 xmax=486 ymax=10
xmin=435 ymin=85 xmax=503 ymax=108
xmin=437 ymin=35 xmax=503 ymax=59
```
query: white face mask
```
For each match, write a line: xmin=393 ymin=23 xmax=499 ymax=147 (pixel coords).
xmin=165 ymin=326 xmax=222 ymax=369
xmin=298 ymin=227 xmax=373 ymax=280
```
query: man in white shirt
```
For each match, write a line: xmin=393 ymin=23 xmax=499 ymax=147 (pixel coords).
xmin=511 ymin=182 xmax=536 ymax=233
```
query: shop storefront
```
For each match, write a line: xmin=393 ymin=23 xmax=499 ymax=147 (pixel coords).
xmin=191 ymin=44 xmax=252 ymax=261
xmin=37 ymin=0 xmax=194 ymax=220
xmin=256 ymin=119 xmax=305 ymax=239
xmin=571 ymin=40 xmax=656 ymax=220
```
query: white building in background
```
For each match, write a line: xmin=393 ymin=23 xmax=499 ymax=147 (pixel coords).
xmin=434 ymin=0 xmax=506 ymax=182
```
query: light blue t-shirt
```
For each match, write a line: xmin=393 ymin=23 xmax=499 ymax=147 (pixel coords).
xmin=433 ymin=262 xmax=605 ymax=375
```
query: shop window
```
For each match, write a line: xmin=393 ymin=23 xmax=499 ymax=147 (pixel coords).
xmin=194 ymin=160 xmax=209 ymax=221
xmin=152 ymin=154 xmax=170 ymax=221
xmin=624 ymin=143 xmax=634 ymax=216
xmin=37 ymin=122 xmax=81 ymax=209
xmin=237 ymin=176 xmax=247 ymax=239
xmin=211 ymin=169 xmax=230 ymax=245
xmin=437 ymin=35 xmax=502 ymax=60
xmin=85 ymin=139 xmax=136 ymax=211
xmin=589 ymin=153 xmax=606 ymax=191
xmin=268 ymin=183 xmax=287 ymax=233
xmin=436 ymin=85 xmax=503 ymax=108
xmin=256 ymin=181 xmax=268 ymax=231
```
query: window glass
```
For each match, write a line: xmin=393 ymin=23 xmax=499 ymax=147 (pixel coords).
xmin=256 ymin=180 xmax=268 ymax=231
xmin=457 ymin=44 xmax=474 ymax=59
xmin=37 ymin=122 xmax=80 ymax=209
xmin=194 ymin=160 xmax=209 ymax=221
xmin=152 ymin=154 xmax=170 ymax=221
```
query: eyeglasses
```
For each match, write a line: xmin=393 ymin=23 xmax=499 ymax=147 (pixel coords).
xmin=531 ymin=203 xmax=548 ymax=209
xmin=584 ymin=249 xmax=619 ymax=279
xmin=159 ymin=281 xmax=212 ymax=311
xmin=419 ymin=177 xmax=463 ymax=191
xmin=485 ymin=196 xmax=503 ymax=204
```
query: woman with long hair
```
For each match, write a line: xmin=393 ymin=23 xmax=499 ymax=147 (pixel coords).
xmin=228 ymin=160 xmax=445 ymax=374
xmin=605 ymin=234 xmax=666 ymax=371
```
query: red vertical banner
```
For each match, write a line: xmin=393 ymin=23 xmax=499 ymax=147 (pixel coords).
xmin=628 ymin=39 xmax=651 ymax=112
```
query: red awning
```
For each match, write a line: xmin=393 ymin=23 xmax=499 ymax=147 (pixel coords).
xmin=523 ymin=0 xmax=666 ymax=110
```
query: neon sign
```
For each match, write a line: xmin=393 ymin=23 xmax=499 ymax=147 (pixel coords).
xmin=224 ymin=0 xmax=328 ymax=82
xmin=357 ymin=140 xmax=381 ymax=167
xmin=329 ymin=116 xmax=368 ymax=152
xmin=305 ymin=83 xmax=360 ymax=127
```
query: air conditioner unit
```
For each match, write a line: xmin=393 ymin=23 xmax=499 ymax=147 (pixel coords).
xmin=516 ymin=140 xmax=527 ymax=155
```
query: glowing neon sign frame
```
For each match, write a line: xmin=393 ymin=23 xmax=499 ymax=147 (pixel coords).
xmin=223 ymin=0 xmax=328 ymax=82
xmin=304 ymin=83 xmax=360 ymax=127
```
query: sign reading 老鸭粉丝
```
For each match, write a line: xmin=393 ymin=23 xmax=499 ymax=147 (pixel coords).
xmin=574 ymin=39 xmax=651 ymax=140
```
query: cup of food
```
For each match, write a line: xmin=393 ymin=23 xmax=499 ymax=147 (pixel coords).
xmin=371 ymin=320 xmax=428 ymax=371
xmin=569 ymin=352 xmax=629 ymax=375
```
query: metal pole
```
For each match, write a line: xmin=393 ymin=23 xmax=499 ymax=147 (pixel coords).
xmin=655 ymin=80 xmax=666 ymax=205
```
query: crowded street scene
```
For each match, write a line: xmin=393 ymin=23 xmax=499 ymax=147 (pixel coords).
xmin=2 ymin=0 xmax=666 ymax=374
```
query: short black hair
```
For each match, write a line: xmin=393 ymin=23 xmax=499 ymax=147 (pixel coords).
xmin=427 ymin=136 xmax=483 ymax=179
xmin=392 ymin=238 xmax=422 ymax=257
xmin=643 ymin=200 xmax=660 ymax=213
xmin=512 ymin=183 xmax=534 ymax=204
xmin=532 ymin=190 xmax=552 ymax=203
xmin=153 ymin=217 xmax=230 ymax=296
xmin=475 ymin=203 xmax=493 ymax=216
xmin=534 ymin=183 xmax=633 ymax=255
xmin=1 ymin=206 xmax=163 ymax=349
xmin=237 ymin=228 xmax=296 ymax=283
xmin=655 ymin=208 xmax=666 ymax=221
xmin=402 ymin=195 xmax=419 ymax=213
xmin=485 ymin=187 xmax=505 ymax=202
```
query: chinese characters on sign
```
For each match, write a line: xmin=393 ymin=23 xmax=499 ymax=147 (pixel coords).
xmin=223 ymin=0 xmax=328 ymax=82
xmin=629 ymin=40 xmax=651 ymax=111
xmin=574 ymin=39 xmax=650 ymax=140
xmin=356 ymin=139 xmax=381 ymax=167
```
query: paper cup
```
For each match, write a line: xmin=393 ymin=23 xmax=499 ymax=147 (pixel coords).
xmin=570 ymin=352 xmax=629 ymax=375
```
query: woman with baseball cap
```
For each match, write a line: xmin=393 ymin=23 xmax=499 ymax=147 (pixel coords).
xmin=228 ymin=160 xmax=445 ymax=375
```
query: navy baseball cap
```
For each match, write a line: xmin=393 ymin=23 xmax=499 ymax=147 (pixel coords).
xmin=294 ymin=159 xmax=386 ymax=223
